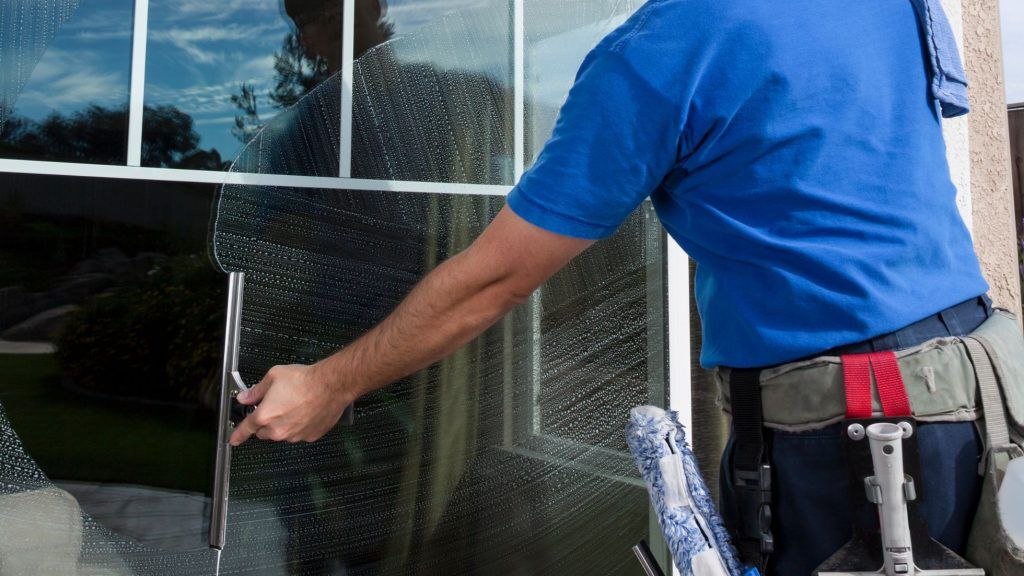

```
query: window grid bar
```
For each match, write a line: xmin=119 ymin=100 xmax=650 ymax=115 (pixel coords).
xmin=126 ymin=0 xmax=150 ymax=166
xmin=0 ymin=159 xmax=512 ymax=196
xmin=513 ymin=0 xmax=525 ymax=180
xmin=666 ymin=240 xmax=691 ymax=576
xmin=339 ymin=0 xmax=356 ymax=178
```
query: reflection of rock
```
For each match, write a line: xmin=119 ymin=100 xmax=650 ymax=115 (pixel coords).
xmin=1 ymin=304 xmax=79 ymax=341
xmin=0 ymin=251 xmax=166 ymax=332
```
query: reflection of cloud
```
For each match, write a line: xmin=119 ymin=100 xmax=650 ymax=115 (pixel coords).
xmin=1003 ymin=3 xmax=1024 ymax=103
xmin=20 ymin=50 xmax=125 ymax=109
xmin=149 ymin=24 xmax=281 ymax=64
xmin=146 ymin=78 xmax=279 ymax=116
xmin=161 ymin=0 xmax=280 ymax=22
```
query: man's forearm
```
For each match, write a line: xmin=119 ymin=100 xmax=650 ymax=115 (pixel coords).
xmin=312 ymin=247 xmax=526 ymax=400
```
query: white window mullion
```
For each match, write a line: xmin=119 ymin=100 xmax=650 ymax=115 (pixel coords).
xmin=126 ymin=0 xmax=149 ymax=166
xmin=0 ymin=158 xmax=512 ymax=196
xmin=513 ymin=0 xmax=525 ymax=181
xmin=339 ymin=0 xmax=356 ymax=178
xmin=666 ymin=239 xmax=691 ymax=576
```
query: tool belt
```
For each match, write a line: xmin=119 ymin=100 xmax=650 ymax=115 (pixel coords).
xmin=714 ymin=309 xmax=1024 ymax=434
xmin=714 ymin=308 xmax=1024 ymax=572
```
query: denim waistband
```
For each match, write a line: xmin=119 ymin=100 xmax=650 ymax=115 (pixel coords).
xmin=825 ymin=294 xmax=992 ymax=356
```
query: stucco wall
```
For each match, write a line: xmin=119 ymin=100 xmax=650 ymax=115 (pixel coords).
xmin=963 ymin=0 xmax=1023 ymax=316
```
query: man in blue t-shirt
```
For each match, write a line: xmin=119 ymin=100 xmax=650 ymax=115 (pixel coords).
xmin=229 ymin=1 xmax=992 ymax=573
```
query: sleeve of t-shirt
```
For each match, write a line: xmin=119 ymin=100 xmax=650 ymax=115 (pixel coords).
xmin=507 ymin=45 xmax=685 ymax=240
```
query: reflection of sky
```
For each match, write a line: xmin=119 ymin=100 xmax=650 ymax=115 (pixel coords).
xmin=1003 ymin=2 xmax=1023 ymax=104
xmin=144 ymin=0 xmax=295 ymax=161
xmin=14 ymin=0 xmax=133 ymax=121
xmin=385 ymin=0 xmax=496 ymax=35
xmin=375 ymin=0 xmax=513 ymax=84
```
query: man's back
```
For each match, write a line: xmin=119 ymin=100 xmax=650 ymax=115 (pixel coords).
xmin=508 ymin=0 xmax=988 ymax=367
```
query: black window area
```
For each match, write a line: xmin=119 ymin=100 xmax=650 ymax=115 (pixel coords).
xmin=0 ymin=172 xmax=221 ymax=557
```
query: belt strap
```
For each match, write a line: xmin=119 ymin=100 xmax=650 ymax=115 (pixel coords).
xmin=841 ymin=351 xmax=912 ymax=418
xmin=963 ymin=336 xmax=1013 ymax=453
xmin=728 ymin=368 xmax=773 ymax=570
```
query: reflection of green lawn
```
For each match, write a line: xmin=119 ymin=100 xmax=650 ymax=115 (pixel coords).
xmin=0 ymin=354 xmax=215 ymax=494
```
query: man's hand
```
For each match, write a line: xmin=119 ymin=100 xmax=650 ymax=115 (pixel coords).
xmin=229 ymin=364 xmax=353 ymax=446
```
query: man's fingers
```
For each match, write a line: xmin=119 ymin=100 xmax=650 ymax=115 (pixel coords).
xmin=237 ymin=371 xmax=273 ymax=405
xmin=229 ymin=411 xmax=263 ymax=446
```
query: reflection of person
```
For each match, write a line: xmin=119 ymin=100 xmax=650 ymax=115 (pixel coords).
xmin=282 ymin=0 xmax=391 ymax=73
xmin=230 ymin=2 xmax=1018 ymax=576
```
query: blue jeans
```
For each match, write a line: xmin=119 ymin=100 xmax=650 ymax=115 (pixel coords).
xmin=720 ymin=296 xmax=991 ymax=576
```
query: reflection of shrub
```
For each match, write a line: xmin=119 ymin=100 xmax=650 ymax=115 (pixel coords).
xmin=56 ymin=255 xmax=223 ymax=407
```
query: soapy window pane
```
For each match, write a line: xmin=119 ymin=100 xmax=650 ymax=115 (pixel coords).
xmin=0 ymin=0 xmax=133 ymax=165
xmin=350 ymin=0 xmax=514 ymax=184
xmin=208 ymin=1 xmax=661 ymax=572
xmin=0 ymin=172 xmax=221 ymax=567
xmin=142 ymin=0 xmax=344 ymax=172
xmin=210 ymin=185 xmax=658 ymax=575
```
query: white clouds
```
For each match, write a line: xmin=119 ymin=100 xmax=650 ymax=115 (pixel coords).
xmin=149 ymin=24 xmax=282 ymax=64
xmin=1002 ymin=2 xmax=1024 ymax=104
xmin=160 ymin=0 xmax=280 ymax=23
xmin=19 ymin=49 xmax=126 ymax=110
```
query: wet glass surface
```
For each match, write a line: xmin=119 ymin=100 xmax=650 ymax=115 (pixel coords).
xmin=0 ymin=0 xmax=133 ymax=164
xmin=0 ymin=1 xmax=669 ymax=574
xmin=142 ymin=0 xmax=343 ymax=171
xmin=208 ymin=1 xmax=662 ymax=572
xmin=0 ymin=173 xmax=221 ymax=564
xmin=349 ymin=0 xmax=514 ymax=184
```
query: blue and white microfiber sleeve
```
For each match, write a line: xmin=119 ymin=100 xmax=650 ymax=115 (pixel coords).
xmin=626 ymin=405 xmax=755 ymax=576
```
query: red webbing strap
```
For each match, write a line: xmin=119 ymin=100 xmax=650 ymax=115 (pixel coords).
xmin=841 ymin=354 xmax=873 ymax=419
xmin=868 ymin=351 xmax=912 ymax=417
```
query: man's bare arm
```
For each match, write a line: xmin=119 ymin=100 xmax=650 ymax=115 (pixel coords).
xmin=229 ymin=206 xmax=594 ymax=445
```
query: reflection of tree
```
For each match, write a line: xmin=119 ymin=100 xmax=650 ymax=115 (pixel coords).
xmin=230 ymin=83 xmax=263 ymax=146
xmin=231 ymin=31 xmax=329 ymax=144
xmin=230 ymin=12 xmax=396 ymax=145
xmin=143 ymin=105 xmax=227 ymax=169
xmin=0 ymin=104 xmax=226 ymax=169
xmin=271 ymin=31 xmax=330 ymax=109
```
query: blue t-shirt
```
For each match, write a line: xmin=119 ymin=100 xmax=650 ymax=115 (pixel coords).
xmin=507 ymin=0 xmax=988 ymax=368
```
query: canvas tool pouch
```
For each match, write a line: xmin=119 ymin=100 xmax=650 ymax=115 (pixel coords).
xmin=959 ymin=317 xmax=1024 ymax=574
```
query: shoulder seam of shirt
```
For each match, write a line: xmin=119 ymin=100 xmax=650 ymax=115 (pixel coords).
xmin=609 ymin=0 xmax=668 ymax=54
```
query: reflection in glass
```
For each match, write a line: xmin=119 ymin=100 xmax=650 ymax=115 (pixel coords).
xmin=209 ymin=1 xmax=660 ymax=573
xmin=0 ymin=0 xmax=133 ymax=164
xmin=144 ymin=0 xmax=350 ymax=172
xmin=350 ymin=0 xmax=514 ymax=184
xmin=0 ymin=173 xmax=221 ymax=570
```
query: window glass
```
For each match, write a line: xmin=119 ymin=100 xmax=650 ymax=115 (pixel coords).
xmin=142 ymin=0 xmax=343 ymax=171
xmin=0 ymin=0 xmax=134 ymax=164
xmin=349 ymin=0 xmax=514 ymax=184
xmin=0 ymin=173 xmax=221 ymax=564
xmin=211 ymin=184 xmax=661 ymax=575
